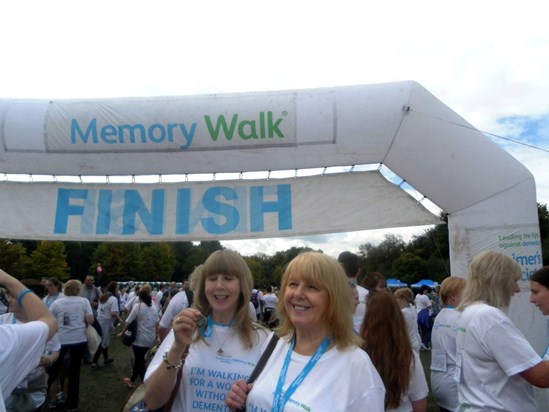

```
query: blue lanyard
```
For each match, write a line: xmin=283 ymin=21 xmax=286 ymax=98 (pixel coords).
xmin=272 ymin=336 xmax=331 ymax=412
xmin=543 ymin=343 xmax=549 ymax=359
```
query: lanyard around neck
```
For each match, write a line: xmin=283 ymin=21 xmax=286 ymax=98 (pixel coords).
xmin=272 ymin=336 xmax=331 ymax=412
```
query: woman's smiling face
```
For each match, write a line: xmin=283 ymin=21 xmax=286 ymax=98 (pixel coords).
xmin=284 ymin=272 xmax=329 ymax=333
xmin=204 ymin=273 xmax=241 ymax=323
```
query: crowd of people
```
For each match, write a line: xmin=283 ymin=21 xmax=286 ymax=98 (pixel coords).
xmin=1 ymin=249 xmax=549 ymax=411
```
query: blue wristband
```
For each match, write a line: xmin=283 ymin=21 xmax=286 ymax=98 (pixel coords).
xmin=17 ymin=289 xmax=33 ymax=307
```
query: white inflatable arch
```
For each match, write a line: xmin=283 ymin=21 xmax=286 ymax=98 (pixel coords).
xmin=0 ymin=80 xmax=545 ymax=354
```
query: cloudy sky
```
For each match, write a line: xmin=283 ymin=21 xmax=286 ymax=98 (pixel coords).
xmin=1 ymin=0 xmax=547 ymax=258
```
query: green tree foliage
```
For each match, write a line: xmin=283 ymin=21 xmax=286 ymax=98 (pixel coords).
xmin=29 ymin=241 xmax=70 ymax=281
xmin=392 ymin=252 xmax=428 ymax=284
xmin=64 ymin=241 xmax=99 ymax=279
xmin=93 ymin=243 xmax=144 ymax=283
xmin=0 ymin=240 xmax=29 ymax=276
xmin=142 ymin=243 xmax=176 ymax=281
xmin=359 ymin=234 xmax=406 ymax=276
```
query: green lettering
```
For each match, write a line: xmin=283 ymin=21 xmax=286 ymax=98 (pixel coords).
xmin=204 ymin=114 xmax=238 ymax=141
xmin=268 ymin=112 xmax=284 ymax=138
xmin=238 ymin=120 xmax=258 ymax=140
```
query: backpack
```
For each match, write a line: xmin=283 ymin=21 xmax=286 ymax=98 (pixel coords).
xmin=251 ymin=290 xmax=260 ymax=309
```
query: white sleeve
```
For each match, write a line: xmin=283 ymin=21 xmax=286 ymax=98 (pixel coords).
xmin=408 ymin=351 xmax=429 ymax=402
xmin=159 ymin=292 xmax=189 ymax=330
xmin=0 ymin=321 xmax=49 ymax=398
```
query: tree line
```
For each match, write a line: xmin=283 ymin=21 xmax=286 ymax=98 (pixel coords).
xmin=1 ymin=204 xmax=547 ymax=288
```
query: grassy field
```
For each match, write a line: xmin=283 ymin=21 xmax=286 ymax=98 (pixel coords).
xmin=43 ymin=336 xmax=440 ymax=411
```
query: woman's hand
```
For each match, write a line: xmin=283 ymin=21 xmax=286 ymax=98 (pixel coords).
xmin=171 ymin=308 xmax=203 ymax=349
xmin=226 ymin=379 xmax=252 ymax=410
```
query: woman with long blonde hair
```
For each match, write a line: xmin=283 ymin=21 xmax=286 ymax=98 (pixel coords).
xmin=456 ymin=251 xmax=549 ymax=411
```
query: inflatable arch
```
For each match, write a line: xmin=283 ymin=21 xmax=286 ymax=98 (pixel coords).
xmin=0 ymin=80 xmax=545 ymax=353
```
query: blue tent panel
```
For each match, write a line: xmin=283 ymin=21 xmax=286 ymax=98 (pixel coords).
xmin=410 ymin=279 xmax=440 ymax=288
xmin=386 ymin=278 xmax=408 ymax=288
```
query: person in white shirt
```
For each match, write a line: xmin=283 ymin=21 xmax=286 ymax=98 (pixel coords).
xmin=42 ymin=277 xmax=64 ymax=309
xmin=430 ymin=277 xmax=466 ymax=412
xmin=157 ymin=267 xmax=202 ymax=342
xmin=394 ymin=288 xmax=422 ymax=353
xmin=259 ymin=285 xmax=278 ymax=328
xmin=144 ymin=250 xmax=270 ymax=411
xmin=0 ymin=269 xmax=58 ymax=412
xmin=49 ymin=280 xmax=94 ymax=412
xmin=455 ymin=251 xmax=549 ymax=412
xmin=338 ymin=251 xmax=368 ymax=332
xmin=91 ymin=281 xmax=120 ymax=369
xmin=361 ymin=289 xmax=428 ymax=412
xmin=119 ymin=287 xmax=160 ymax=388
xmin=0 ymin=280 xmax=61 ymax=412
xmin=227 ymin=252 xmax=385 ymax=412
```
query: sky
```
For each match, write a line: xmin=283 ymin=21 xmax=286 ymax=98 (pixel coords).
xmin=1 ymin=0 xmax=548 ymax=258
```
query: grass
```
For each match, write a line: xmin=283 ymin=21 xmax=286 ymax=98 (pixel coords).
xmin=42 ymin=333 xmax=440 ymax=411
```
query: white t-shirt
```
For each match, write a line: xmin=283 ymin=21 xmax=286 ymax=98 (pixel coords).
xmin=247 ymin=336 xmax=385 ymax=412
xmin=430 ymin=307 xmax=459 ymax=411
xmin=260 ymin=292 xmax=278 ymax=309
xmin=42 ymin=292 xmax=64 ymax=309
xmin=145 ymin=323 xmax=270 ymax=411
xmin=97 ymin=295 xmax=118 ymax=325
xmin=401 ymin=305 xmax=421 ymax=353
xmin=0 ymin=321 xmax=49 ymax=410
xmin=353 ymin=285 xmax=368 ymax=332
xmin=126 ymin=302 xmax=159 ymax=348
xmin=50 ymin=296 xmax=93 ymax=345
xmin=455 ymin=302 xmax=541 ymax=412
xmin=248 ymin=302 xmax=257 ymax=321
xmin=0 ymin=313 xmax=61 ymax=409
xmin=387 ymin=351 xmax=429 ymax=412
xmin=159 ymin=291 xmax=189 ymax=330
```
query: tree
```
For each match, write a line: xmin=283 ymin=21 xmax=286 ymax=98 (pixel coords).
xmin=29 ymin=241 xmax=70 ymax=281
xmin=142 ymin=243 xmax=176 ymax=281
xmin=359 ymin=234 xmax=406 ymax=276
xmin=392 ymin=252 xmax=427 ymax=284
xmin=93 ymin=243 xmax=143 ymax=282
xmin=65 ymin=241 xmax=99 ymax=279
xmin=0 ymin=240 xmax=29 ymax=277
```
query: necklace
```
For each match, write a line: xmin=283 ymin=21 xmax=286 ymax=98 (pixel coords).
xmin=213 ymin=326 xmax=235 ymax=355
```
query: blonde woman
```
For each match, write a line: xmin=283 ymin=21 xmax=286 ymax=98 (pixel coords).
xmin=430 ymin=277 xmax=466 ymax=412
xmin=456 ymin=251 xmax=549 ymax=411
xmin=227 ymin=252 xmax=385 ymax=411
xmin=49 ymin=279 xmax=94 ymax=412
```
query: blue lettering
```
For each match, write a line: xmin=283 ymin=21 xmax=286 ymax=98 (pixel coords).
xmin=202 ymin=187 xmax=240 ymax=234
xmin=148 ymin=124 xmax=166 ymax=143
xmin=96 ymin=190 xmax=112 ymax=234
xmin=54 ymin=189 xmax=88 ymax=233
xmin=69 ymin=119 xmax=196 ymax=150
xmin=118 ymin=124 xmax=146 ymax=143
xmin=250 ymin=184 xmax=292 ymax=232
xmin=53 ymin=184 xmax=294 ymax=237
xmin=122 ymin=190 xmax=165 ymax=235
xmin=71 ymin=119 xmax=98 ymax=144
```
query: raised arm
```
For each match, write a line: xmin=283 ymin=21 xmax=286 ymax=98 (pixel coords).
xmin=0 ymin=268 xmax=58 ymax=340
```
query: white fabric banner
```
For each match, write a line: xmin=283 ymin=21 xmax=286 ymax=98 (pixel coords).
xmin=0 ymin=171 xmax=439 ymax=241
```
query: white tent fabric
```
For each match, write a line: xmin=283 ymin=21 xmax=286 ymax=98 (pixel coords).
xmin=0 ymin=81 xmax=545 ymax=361
xmin=0 ymin=171 xmax=439 ymax=241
